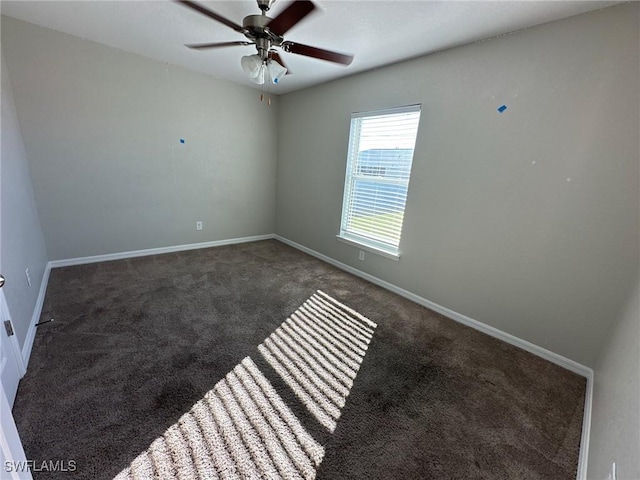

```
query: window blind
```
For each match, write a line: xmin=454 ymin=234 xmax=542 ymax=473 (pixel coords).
xmin=339 ymin=105 xmax=421 ymax=255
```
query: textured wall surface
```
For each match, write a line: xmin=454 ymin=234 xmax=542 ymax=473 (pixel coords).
xmin=2 ymin=16 xmax=278 ymax=261
xmin=588 ymin=274 xmax=640 ymax=480
xmin=276 ymin=3 xmax=639 ymax=366
xmin=1 ymin=53 xmax=48 ymax=347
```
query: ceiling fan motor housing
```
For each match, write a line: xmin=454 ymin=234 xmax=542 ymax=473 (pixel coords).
xmin=243 ymin=14 xmax=283 ymax=59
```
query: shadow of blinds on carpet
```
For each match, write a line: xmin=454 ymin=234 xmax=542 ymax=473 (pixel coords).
xmin=114 ymin=357 xmax=323 ymax=480
xmin=114 ymin=291 xmax=376 ymax=480
xmin=259 ymin=290 xmax=377 ymax=432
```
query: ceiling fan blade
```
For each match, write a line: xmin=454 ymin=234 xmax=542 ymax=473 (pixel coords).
xmin=186 ymin=41 xmax=253 ymax=50
xmin=282 ymin=41 xmax=354 ymax=66
xmin=177 ymin=1 xmax=245 ymax=33
xmin=269 ymin=51 xmax=291 ymax=75
xmin=266 ymin=0 xmax=316 ymax=36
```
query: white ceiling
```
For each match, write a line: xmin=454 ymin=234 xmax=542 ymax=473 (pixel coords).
xmin=0 ymin=0 xmax=620 ymax=94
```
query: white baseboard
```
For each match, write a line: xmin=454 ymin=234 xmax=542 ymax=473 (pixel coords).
xmin=48 ymin=234 xmax=276 ymax=268
xmin=10 ymin=333 xmax=26 ymax=377
xmin=24 ymin=233 xmax=594 ymax=480
xmin=275 ymin=235 xmax=591 ymax=376
xmin=577 ymin=372 xmax=593 ymax=480
xmin=21 ymin=263 xmax=51 ymax=369
xmin=22 ymin=234 xmax=275 ymax=366
xmin=274 ymin=234 xmax=593 ymax=480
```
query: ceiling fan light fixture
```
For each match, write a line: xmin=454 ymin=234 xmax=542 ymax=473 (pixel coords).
xmin=252 ymin=64 xmax=266 ymax=84
xmin=267 ymin=59 xmax=287 ymax=84
xmin=241 ymin=54 xmax=262 ymax=75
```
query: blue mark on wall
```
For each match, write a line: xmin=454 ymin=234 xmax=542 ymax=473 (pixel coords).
xmin=497 ymin=105 xmax=507 ymax=113
xmin=180 ymin=138 xmax=185 ymax=144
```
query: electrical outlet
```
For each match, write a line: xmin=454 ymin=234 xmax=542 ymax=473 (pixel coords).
xmin=25 ymin=268 xmax=32 ymax=288
xmin=196 ymin=221 xmax=203 ymax=231
xmin=358 ymin=251 xmax=365 ymax=261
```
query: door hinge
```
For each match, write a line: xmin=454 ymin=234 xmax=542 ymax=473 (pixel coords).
xmin=4 ymin=320 xmax=14 ymax=337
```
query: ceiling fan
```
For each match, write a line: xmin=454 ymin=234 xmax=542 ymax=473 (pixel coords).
xmin=178 ymin=0 xmax=354 ymax=85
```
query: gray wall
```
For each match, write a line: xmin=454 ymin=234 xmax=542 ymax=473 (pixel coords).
xmin=276 ymin=3 xmax=639 ymax=366
xmin=588 ymin=273 xmax=640 ymax=480
xmin=1 ymin=16 xmax=278 ymax=261
xmin=1 ymin=53 xmax=48 ymax=348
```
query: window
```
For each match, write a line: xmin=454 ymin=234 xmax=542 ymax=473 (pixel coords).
xmin=338 ymin=105 xmax=421 ymax=258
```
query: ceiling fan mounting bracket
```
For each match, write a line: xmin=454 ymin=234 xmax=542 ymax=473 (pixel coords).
xmin=257 ymin=0 xmax=276 ymax=12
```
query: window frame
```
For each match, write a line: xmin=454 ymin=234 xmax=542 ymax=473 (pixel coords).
xmin=337 ymin=104 xmax=422 ymax=260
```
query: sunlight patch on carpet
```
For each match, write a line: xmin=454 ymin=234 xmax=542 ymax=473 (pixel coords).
xmin=114 ymin=291 xmax=375 ymax=479
xmin=114 ymin=357 xmax=324 ymax=480
xmin=259 ymin=290 xmax=377 ymax=432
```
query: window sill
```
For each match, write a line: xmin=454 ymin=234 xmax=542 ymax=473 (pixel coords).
xmin=336 ymin=235 xmax=400 ymax=261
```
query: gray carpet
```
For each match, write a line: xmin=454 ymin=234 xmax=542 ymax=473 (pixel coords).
xmin=12 ymin=239 xmax=586 ymax=479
